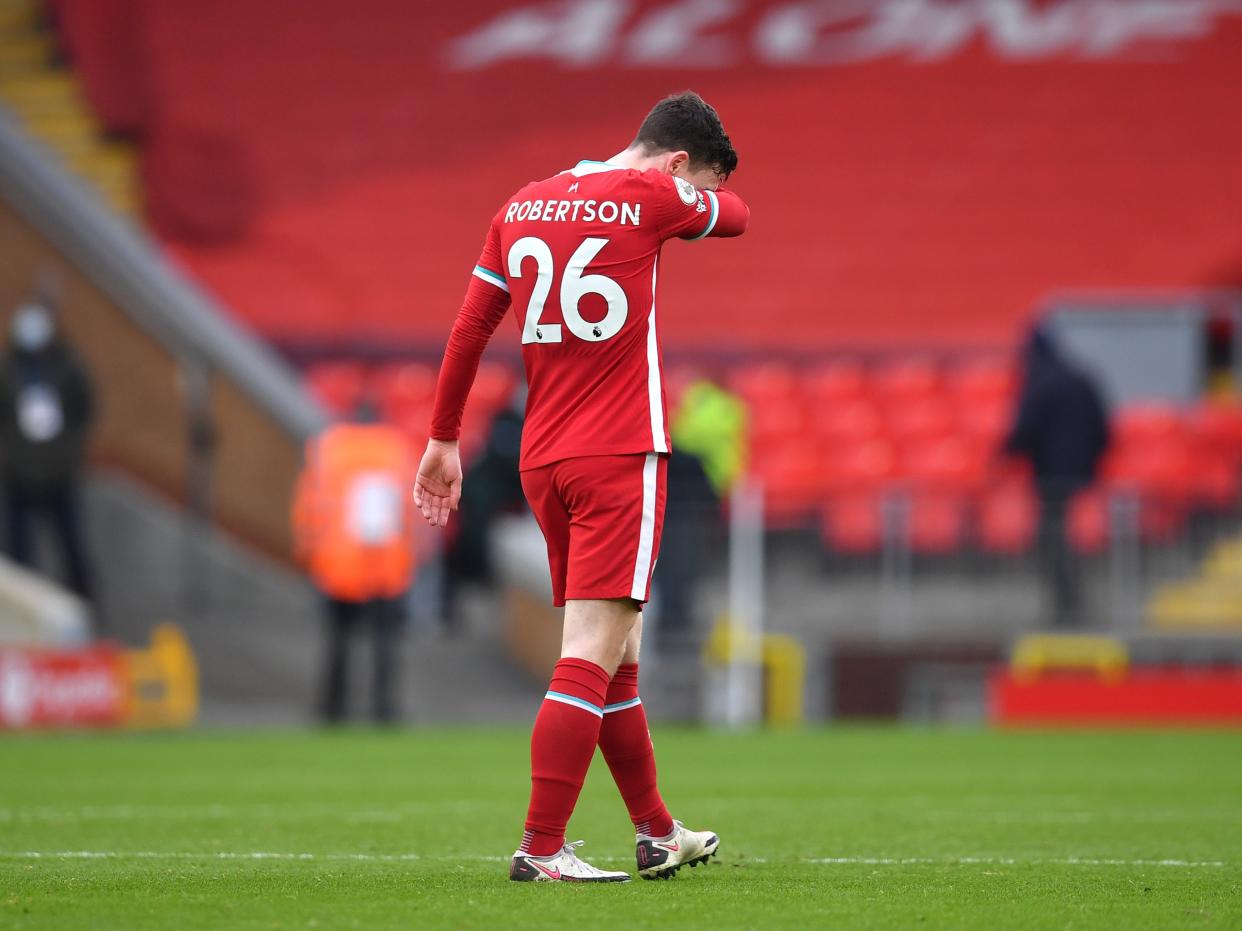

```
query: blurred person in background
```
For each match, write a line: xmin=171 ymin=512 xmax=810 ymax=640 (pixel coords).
xmin=1003 ymin=325 xmax=1110 ymax=628
xmin=293 ymin=400 xmax=416 ymax=723
xmin=441 ymin=385 xmax=526 ymax=632
xmin=1204 ymin=313 xmax=1236 ymax=398
xmin=651 ymin=379 xmax=745 ymax=650
xmin=0 ymin=290 xmax=96 ymax=611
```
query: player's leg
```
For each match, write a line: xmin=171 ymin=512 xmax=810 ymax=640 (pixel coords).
xmin=598 ymin=617 xmax=673 ymax=837
xmin=581 ymin=450 xmax=668 ymax=837
xmin=601 ymin=616 xmax=720 ymax=880
xmin=511 ymin=461 xmax=630 ymax=881
xmin=576 ymin=454 xmax=719 ymax=879
xmin=593 ymin=453 xmax=671 ymax=838
xmin=525 ymin=596 xmax=636 ymax=857
xmin=511 ymin=597 xmax=635 ymax=882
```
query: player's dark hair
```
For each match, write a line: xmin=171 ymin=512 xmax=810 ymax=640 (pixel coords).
xmin=632 ymin=91 xmax=738 ymax=180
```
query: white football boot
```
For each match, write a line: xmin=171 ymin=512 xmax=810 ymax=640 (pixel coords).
xmin=635 ymin=820 xmax=720 ymax=880
xmin=509 ymin=840 xmax=631 ymax=883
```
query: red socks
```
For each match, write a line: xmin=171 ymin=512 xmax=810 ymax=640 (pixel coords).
xmin=598 ymin=663 xmax=674 ymax=839
xmin=521 ymin=657 xmax=610 ymax=856
xmin=521 ymin=660 xmax=674 ymax=856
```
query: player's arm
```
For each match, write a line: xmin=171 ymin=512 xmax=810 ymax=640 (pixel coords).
xmin=656 ymin=175 xmax=750 ymax=242
xmin=686 ymin=188 xmax=749 ymax=239
xmin=416 ymin=223 xmax=511 ymax=528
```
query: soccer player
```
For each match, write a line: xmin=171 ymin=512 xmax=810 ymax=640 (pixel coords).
xmin=415 ymin=91 xmax=749 ymax=883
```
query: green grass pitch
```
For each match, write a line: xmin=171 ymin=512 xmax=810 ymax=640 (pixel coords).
xmin=2 ymin=727 xmax=1239 ymax=929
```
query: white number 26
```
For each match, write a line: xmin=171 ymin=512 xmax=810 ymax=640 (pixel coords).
xmin=507 ymin=236 xmax=628 ymax=345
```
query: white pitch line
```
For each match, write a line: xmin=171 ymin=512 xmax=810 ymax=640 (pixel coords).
xmin=801 ymin=856 xmax=1228 ymax=868
xmin=4 ymin=851 xmax=427 ymax=862
xmin=0 ymin=852 xmax=1227 ymax=868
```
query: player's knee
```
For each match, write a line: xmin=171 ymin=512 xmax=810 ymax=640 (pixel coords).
xmin=561 ymin=598 xmax=639 ymax=672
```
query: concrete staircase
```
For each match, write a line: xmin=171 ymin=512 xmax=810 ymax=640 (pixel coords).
xmin=64 ymin=471 xmax=548 ymax=726
xmin=1148 ymin=531 xmax=1242 ymax=631
xmin=0 ymin=0 xmax=138 ymax=216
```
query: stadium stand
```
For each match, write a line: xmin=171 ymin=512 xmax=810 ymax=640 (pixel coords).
xmin=300 ymin=351 xmax=1242 ymax=562
xmin=34 ymin=1 xmax=1242 ymax=353
xmin=32 ymin=0 xmax=1240 ymax=563
xmin=25 ymin=0 xmax=1242 ymax=565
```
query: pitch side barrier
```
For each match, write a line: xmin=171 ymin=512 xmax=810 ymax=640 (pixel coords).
xmin=0 ymin=108 xmax=325 ymax=558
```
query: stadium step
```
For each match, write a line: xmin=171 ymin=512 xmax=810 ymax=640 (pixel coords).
xmin=1147 ymin=533 xmax=1242 ymax=630
xmin=0 ymin=0 xmax=38 ymax=32
xmin=0 ymin=33 xmax=51 ymax=71
xmin=0 ymin=4 xmax=140 ymax=220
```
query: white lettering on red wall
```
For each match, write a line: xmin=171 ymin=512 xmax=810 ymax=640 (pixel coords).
xmin=447 ymin=0 xmax=1242 ymax=69
xmin=0 ymin=649 xmax=125 ymax=728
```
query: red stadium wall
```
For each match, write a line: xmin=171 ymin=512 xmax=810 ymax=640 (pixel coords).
xmin=60 ymin=1 xmax=1242 ymax=352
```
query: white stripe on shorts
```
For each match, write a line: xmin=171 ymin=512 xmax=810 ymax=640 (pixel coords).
xmin=630 ymin=453 xmax=659 ymax=601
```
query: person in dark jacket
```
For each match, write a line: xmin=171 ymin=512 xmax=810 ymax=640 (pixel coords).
xmin=650 ymin=447 xmax=718 ymax=649
xmin=1003 ymin=325 xmax=1111 ymax=627
xmin=0 ymin=298 xmax=96 ymax=603
xmin=441 ymin=388 xmax=527 ymax=631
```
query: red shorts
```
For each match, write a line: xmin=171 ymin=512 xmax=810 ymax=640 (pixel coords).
xmin=521 ymin=453 xmax=668 ymax=608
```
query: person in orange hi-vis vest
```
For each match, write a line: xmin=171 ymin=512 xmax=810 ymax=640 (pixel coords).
xmin=292 ymin=404 xmax=417 ymax=723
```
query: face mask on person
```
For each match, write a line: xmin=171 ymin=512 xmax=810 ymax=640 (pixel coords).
xmin=11 ymin=304 xmax=54 ymax=352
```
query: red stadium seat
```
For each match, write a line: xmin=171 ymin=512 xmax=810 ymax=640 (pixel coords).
xmin=371 ymin=362 xmax=437 ymax=412
xmin=1070 ymin=481 xmax=1184 ymax=550
xmin=946 ymin=357 xmax=1016 ymax=404
xmin=1105 ymin=444 xmax=1192 ymax=505
xmin=814 ymin=400 xmax=883 ymax=447
xmin=959 ymin=397 xmax=1011 ymax=448
xmin=907 ymin=494 xmax=968 ymax=555
xmin=749 ymin=399 xmax=809 ymax=448
xmin=752 ymin=444 xmax=826 ymax=524
xmin=904 ymin=437 xmax=987 ymax=495
xmin=1187 ymin=401 xmax=1242 ymax=465
xmin=977 ymin=486 xmax=1038 ymax=555
xmin=872 ymin=357 xmax=943 ymax=403
xmin=1068 ymin=491 xmax=1110 ymax=555
xmin=1189 ymin=455 xmax=1238 ymax=512
xmin=820 ymin=440 xmax=898 ymax=553
xmin=471 ymin=362 xmax=518 ymax=412
xmin=802 ymin=360 xmax=868 ymax=407
xmin=1103 ymin=444 xmax=1192 ymax=542
xmin=822 ymin=494 xmax=884 ymax=556
xmin=1114 ymin=403 xmax=1184 ymax=450
xmin=305 ymin=362 xmax=366 ymax=416
xmin=823 ymin=438 xmax=898 ymax=495
xmin=886 ymin=398 xmax=955 ymax=447
xmin=729 ymin=362 xmax=799 ymax=406
xmin=388 ymin=401 xmax=435 ymax=441
xmin=663 ymin=363 xmax=705 ymax=414
xmin=990 ymin=455 xmax=1033 ymax=492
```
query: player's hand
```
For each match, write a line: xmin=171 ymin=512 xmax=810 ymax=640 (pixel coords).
xmin=414 ymin=439 xmax=463 ymax=528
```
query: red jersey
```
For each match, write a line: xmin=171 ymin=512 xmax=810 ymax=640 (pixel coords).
xmin=431 ymin=159 xmax=748 ymax=470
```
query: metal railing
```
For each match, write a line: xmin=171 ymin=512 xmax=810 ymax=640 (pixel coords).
xmin=0 ymin=106 xmax=323 ymax=441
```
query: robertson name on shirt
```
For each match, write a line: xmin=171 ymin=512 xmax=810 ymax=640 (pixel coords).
xmin=504 ymin=198 xmax=641 ymax=226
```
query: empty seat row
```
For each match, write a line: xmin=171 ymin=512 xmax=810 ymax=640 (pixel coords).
xmin=820 ymin=485 xmax=1195 ymax=557
xmin=303 ymin=358 xmax=1242 ymax=556
xmin=724 ymin=357 xmax=1017 ymax=408
xmin=304 ymin=360 xmax=518 ymax=462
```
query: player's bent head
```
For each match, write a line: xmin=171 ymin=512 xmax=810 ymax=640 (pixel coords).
xmin=631 ymin=90 xmax=738 ymax=183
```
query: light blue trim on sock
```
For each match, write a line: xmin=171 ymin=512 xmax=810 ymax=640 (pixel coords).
xmin=603 ymin=697 xmax=643 ymax=714
xmin=544 ymin=691 xmax=604 ymax=718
